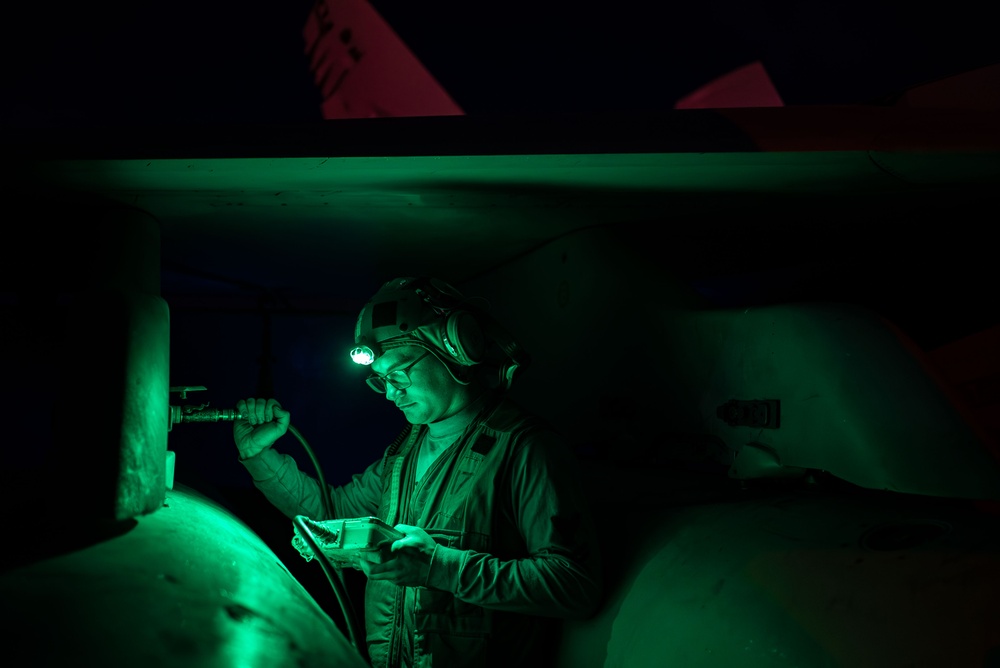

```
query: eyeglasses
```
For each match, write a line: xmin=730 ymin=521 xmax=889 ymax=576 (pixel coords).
xmin=366 ymin=351 xmax=432 ymax=393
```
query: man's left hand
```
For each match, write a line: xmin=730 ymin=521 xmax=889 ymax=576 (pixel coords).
xmin=359 ymin=524 xmax=437 ymax=587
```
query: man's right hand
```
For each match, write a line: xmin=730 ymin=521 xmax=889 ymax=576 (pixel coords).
xmin=234 ymin=397 xmax=291 ymax=460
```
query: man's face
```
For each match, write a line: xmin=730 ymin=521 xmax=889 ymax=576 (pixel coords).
xmin=370 ymin=345 xmax=469 ymax=424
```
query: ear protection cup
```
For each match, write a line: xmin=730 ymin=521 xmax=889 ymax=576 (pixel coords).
xmin=442 ymin=309 xmax=486 ymax=366
xmin=409 ymin=277 xmax=489 ymax=366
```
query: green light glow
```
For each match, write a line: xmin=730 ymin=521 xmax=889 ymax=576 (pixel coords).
xmin=350 ymin=346 xmax=375 ymax=365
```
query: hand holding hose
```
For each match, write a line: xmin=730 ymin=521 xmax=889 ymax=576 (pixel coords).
xmin=233 ymin=397 xmax=291 ymax=460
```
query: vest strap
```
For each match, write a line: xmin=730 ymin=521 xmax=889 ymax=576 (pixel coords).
xmin=385 ymin=425 xmax=422 ymax=525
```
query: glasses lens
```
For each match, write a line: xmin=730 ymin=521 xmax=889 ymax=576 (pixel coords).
xmin=385 ymin=371 xmax=410 ymax=391
xmin=366 ymin=353 xmax=427 ymax=394
xmin=366 ymin=375 xmax=387 ymax=393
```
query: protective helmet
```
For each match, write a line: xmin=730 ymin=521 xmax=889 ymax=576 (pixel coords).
xmin=350 ymin=276 xmax=530 ymax=390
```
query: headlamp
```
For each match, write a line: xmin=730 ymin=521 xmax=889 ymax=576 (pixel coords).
xmin=350 ymin=345 xmax=376 ymax=366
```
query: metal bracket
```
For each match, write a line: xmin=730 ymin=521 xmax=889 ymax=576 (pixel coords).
xmin=169 ymin=385 xmax=207 ymax=400
xmin=717 ymin=399 xmax=780 ymax=428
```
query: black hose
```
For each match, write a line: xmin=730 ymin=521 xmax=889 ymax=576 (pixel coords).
xmin=286 ymin=424 xmax=367 ymax=661
xmin=292 ymin=514 xmax=366 ymax=655
xmin=287 ymin=423 xmax=333 ymax=521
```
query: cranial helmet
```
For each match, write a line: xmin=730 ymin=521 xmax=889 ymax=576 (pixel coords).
xmin=350 ymin=277 xmax=530 ymax=390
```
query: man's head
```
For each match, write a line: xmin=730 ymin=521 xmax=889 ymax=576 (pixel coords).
xmin=350 ymin=276 xmax=530 ymax=398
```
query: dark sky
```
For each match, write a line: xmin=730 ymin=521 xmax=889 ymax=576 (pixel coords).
xmin=4 ymin=0 xmax=999 ymax=128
